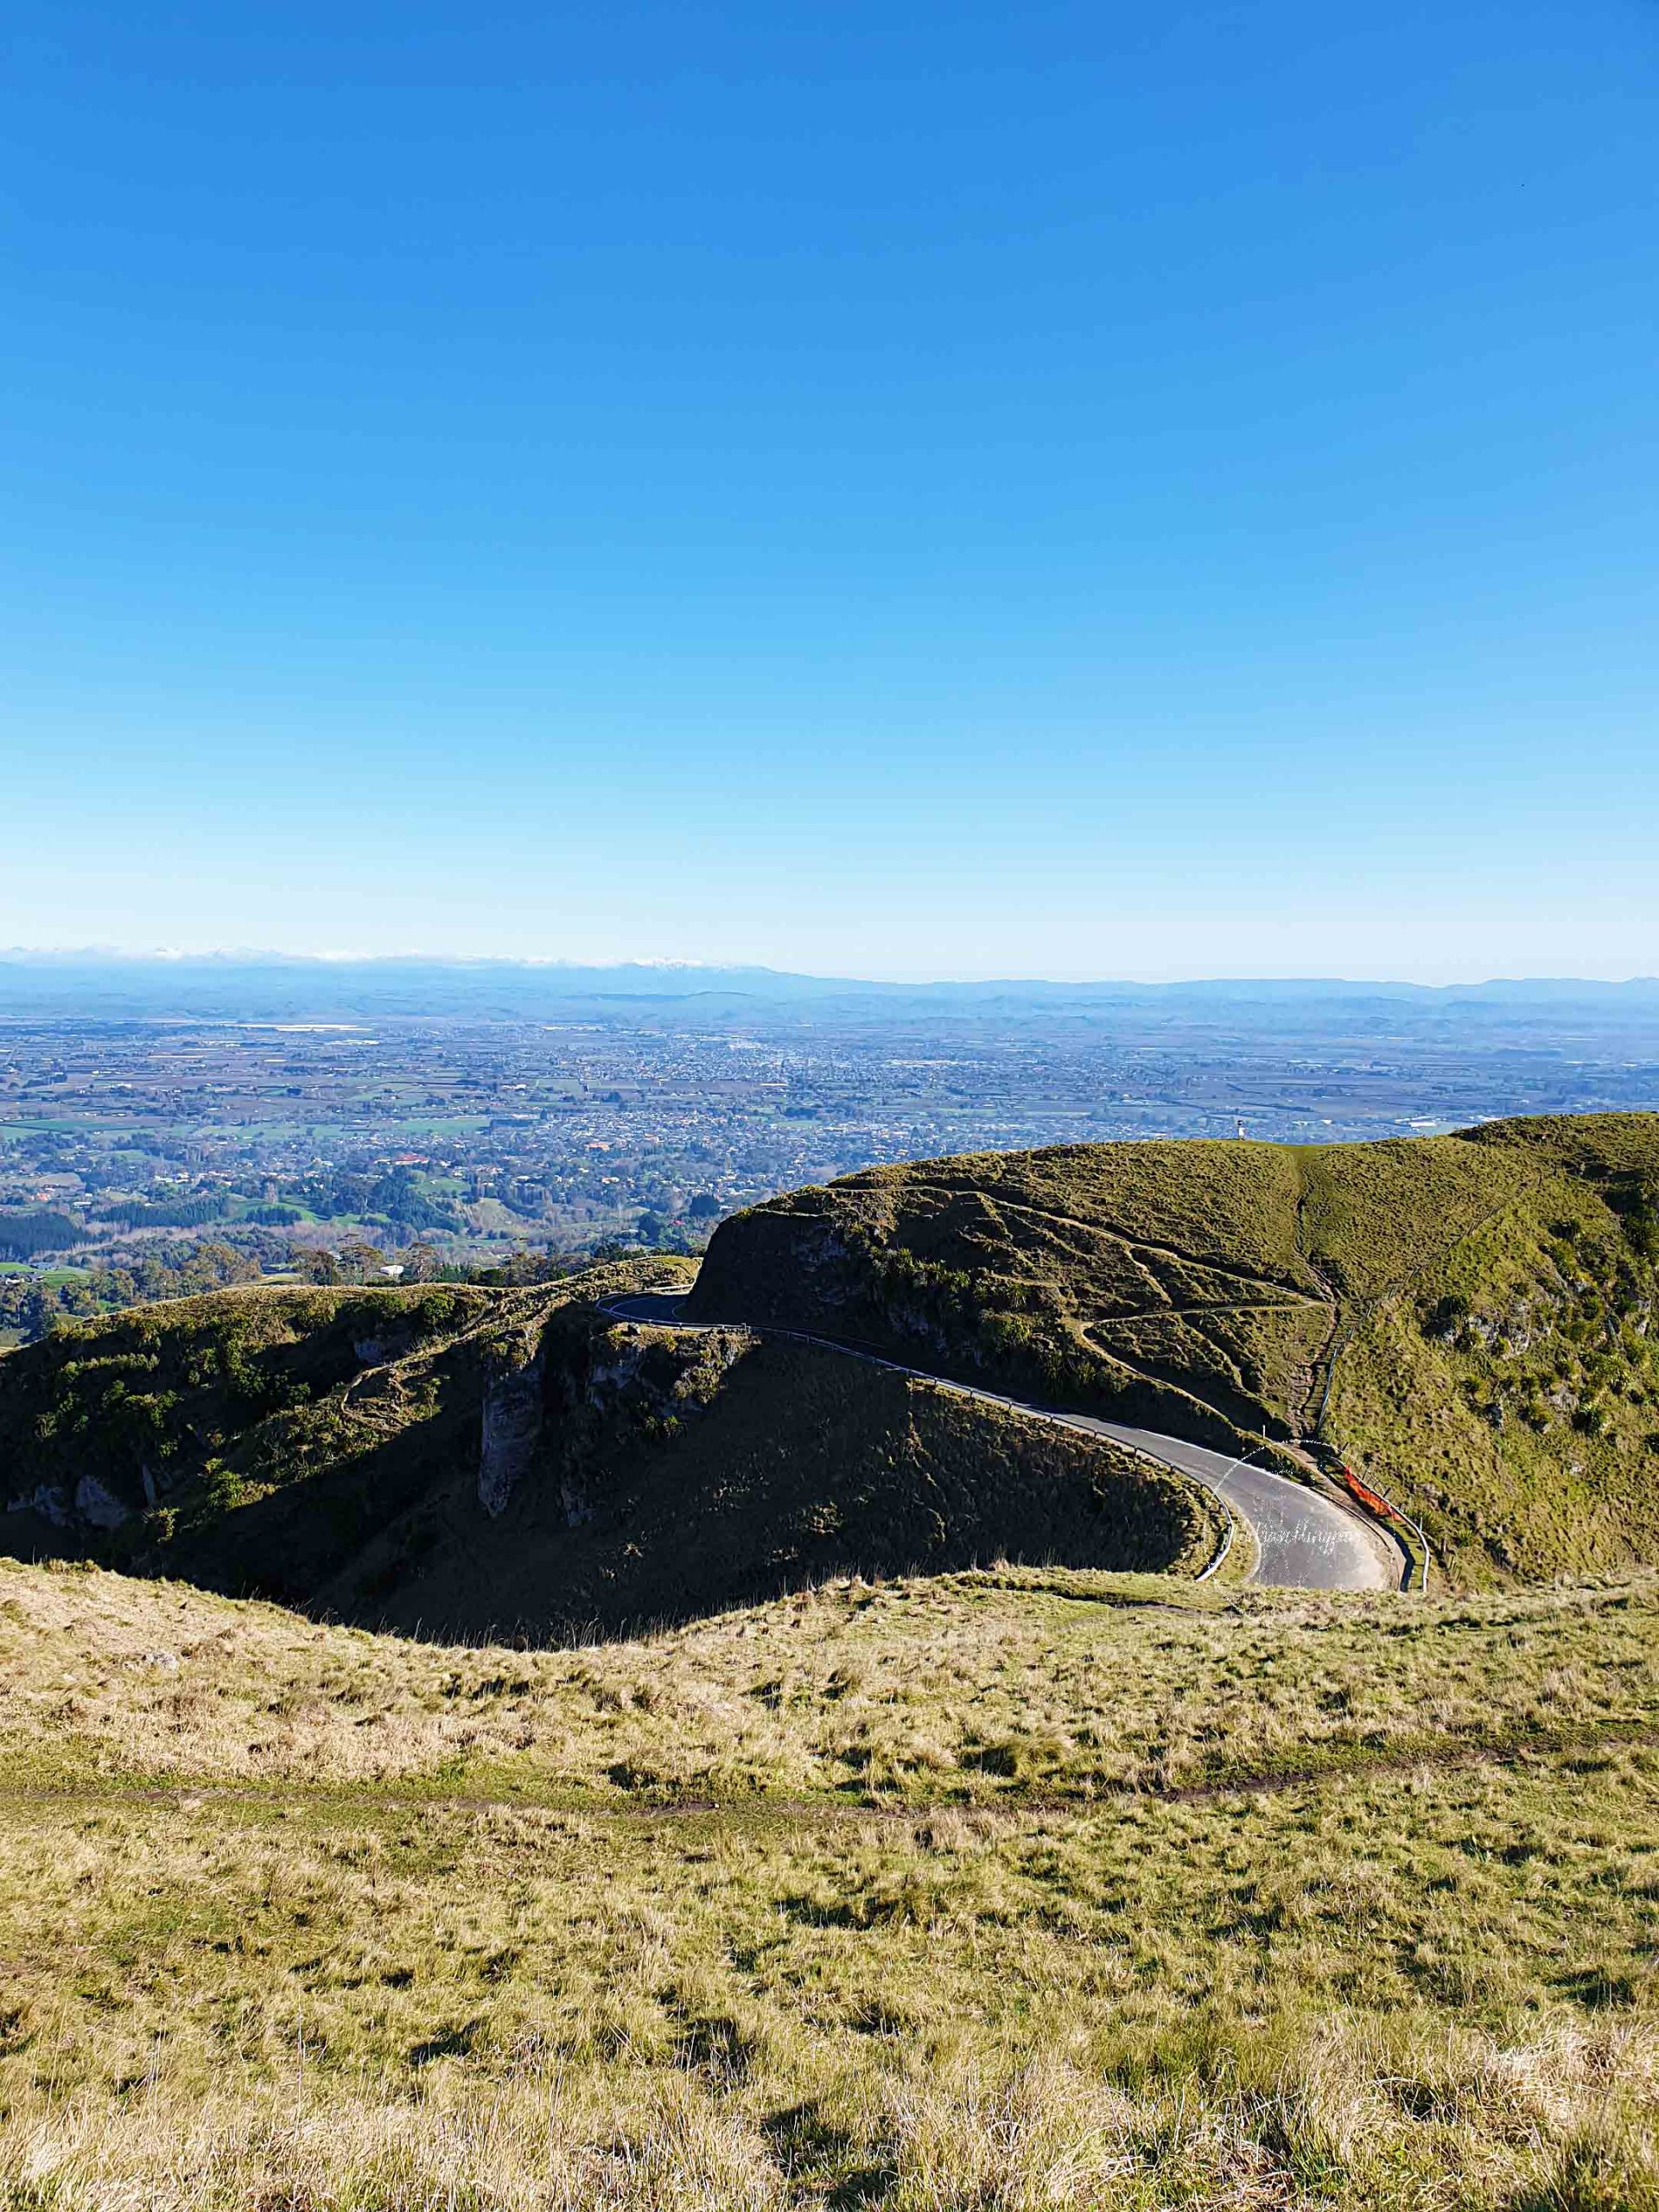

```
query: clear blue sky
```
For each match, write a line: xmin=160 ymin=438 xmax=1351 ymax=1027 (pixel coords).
xmin=3 ymin=0 xmax=1656 ymax=980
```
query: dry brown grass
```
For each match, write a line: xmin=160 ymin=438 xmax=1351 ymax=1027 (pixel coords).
xmin=1 ymin=1558 xmax=1656 ymax=2208
xmin=1 ymin=1557 xmax=1654 ymax=1805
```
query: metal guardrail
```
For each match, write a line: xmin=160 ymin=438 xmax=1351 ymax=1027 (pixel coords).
xmin=1194 ymin=1502 xmax=1236 ymax=1581
xmin=1335 ymin=1462 xmax=1433 ymax=1592
xmin=1187 ymin=1443 xmax=1281 ymax=1584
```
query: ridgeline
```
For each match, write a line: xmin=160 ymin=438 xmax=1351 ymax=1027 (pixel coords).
xmin=0 ymin=1261 xmax=1213 ymax=1637
xmin=690 ymin=1112 xmax=1659 ymax=1583
xmin=3 ymin=1111 xmax=1656 ymax=1611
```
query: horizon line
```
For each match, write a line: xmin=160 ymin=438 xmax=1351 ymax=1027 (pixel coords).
xmin=1 ymin=946 xmax=1657 ymax=994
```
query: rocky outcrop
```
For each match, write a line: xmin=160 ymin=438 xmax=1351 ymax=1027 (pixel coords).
xmin=7 ymin=1483 xmax=70 ymax=1528
xmin=3 ymin=1474 xmax=130 ymax=1531
xmin=353 ymin=1330 xmax=416 ymax=1367
xmin=478 ymin=1353 xmax=544 ymax=1518
xmin=688 ymin=1201 xmax=893 ymax=1338
xmin=73 ymin=1474 xmax=131 ymax=1529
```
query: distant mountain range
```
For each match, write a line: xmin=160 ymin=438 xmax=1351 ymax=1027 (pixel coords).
xmin=2 ymin=952 xmax=1657 ymax=1023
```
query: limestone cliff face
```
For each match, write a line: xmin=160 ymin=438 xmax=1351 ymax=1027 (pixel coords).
xmin=688 ymin=1198 xmax=881 ymax=1334
xmin=478 ymin=1352 xmax=545 ymax=1518
xmin=478 ymin=1319 xmax=753 ymax=1524
xmin=2 ymin=1472 xmax=132 ymax=1535
xmin=73 ymin=1473 xmax=132 ymax=1529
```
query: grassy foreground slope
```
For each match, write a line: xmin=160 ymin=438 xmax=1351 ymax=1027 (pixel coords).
xmin=0 ymin=1263 xmax=1216 ymax=1634
xmin=0 ymin=1557 xmax=1656 ymax=2209
xmin=690 ymin=1111 xmax=1659 ymax=1583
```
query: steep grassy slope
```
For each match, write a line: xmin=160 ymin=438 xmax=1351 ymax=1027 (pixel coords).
xmin=0 ymin=1262 xmax=1216 ymax=1634
xmin=0 ymin=1556 xmax=1655 ymax=2209
xmin=690 ymin=1112 xmax=1659 ymax=1582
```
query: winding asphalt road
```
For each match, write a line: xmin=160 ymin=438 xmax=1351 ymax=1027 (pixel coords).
xmin=601 ymin=1291 xmax=1402 ymax=1593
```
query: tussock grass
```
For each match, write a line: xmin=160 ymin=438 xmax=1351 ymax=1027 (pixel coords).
xmin=2 ymin=1559 xmax=1654 ymax=1804
xmin=0 ymin=1559 xmax=1656 ymax=2206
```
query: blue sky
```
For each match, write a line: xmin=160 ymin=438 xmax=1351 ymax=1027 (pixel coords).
xmin=3 ymin=0 xmax=1656 ymax=980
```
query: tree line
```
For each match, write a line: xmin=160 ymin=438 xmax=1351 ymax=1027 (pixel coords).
xmin=0 ymin=1211 xmax=89 ymax=1261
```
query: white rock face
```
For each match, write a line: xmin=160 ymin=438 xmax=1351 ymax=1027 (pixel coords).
xmin=353 ymin=1332 xmax=414 ymax=1366
xmin=478 ymin=1358 xmax=544 ymax=1517
xmin=5 ymin=1475 xmax=135 ymax=1529
xmin=7 ymin=1484 xmax=70 ymax=1527
xmin=73 ymin=1474 xmax=132 ymax=1529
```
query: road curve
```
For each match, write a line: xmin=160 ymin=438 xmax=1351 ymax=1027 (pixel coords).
xmin=601 ymin=1291 xmax=1401 ymax=1593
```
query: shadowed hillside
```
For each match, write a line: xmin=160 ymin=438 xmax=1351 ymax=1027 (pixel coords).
xmin=690 ymin=1112 xmax=1659 ymax=1582
xmin=0 ymin=1261 xmax=1217 ymax=1635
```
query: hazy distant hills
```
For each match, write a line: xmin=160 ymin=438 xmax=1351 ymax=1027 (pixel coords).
xmin=3 ymin=952 xmax=1657 ymax=1023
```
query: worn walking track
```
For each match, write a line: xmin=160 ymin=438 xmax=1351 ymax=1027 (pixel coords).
xmin=4 ymin=1718 xmax=1646 ymax=1832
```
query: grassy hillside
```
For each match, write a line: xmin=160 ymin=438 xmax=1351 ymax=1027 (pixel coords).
xmin=690 ymin=1111 xmax=1659 ymax=1583
xmin=0 ymin=1262 xmax=1217 ymax=1635
xmin=0 ymin=1555 xmax=1654 ymax=2208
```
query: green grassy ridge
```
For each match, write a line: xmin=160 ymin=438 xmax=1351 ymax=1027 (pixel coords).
xmin=0 ymin=1260 xmax=1214 ymax=1636
xmin=0 ymin=1262 xmax=684 ymax=1610
xmin=0 ymin=1270 xmax=621 ymax=1536
xmin=342 ymin=1348 xmax=1220 ymax=1642
xmin=691 ymin=1111 xmax=1659 ymax=1582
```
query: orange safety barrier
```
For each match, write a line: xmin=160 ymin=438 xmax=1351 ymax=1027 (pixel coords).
xmin=1342 ymin=1465 xmax=1397 ymax=1521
